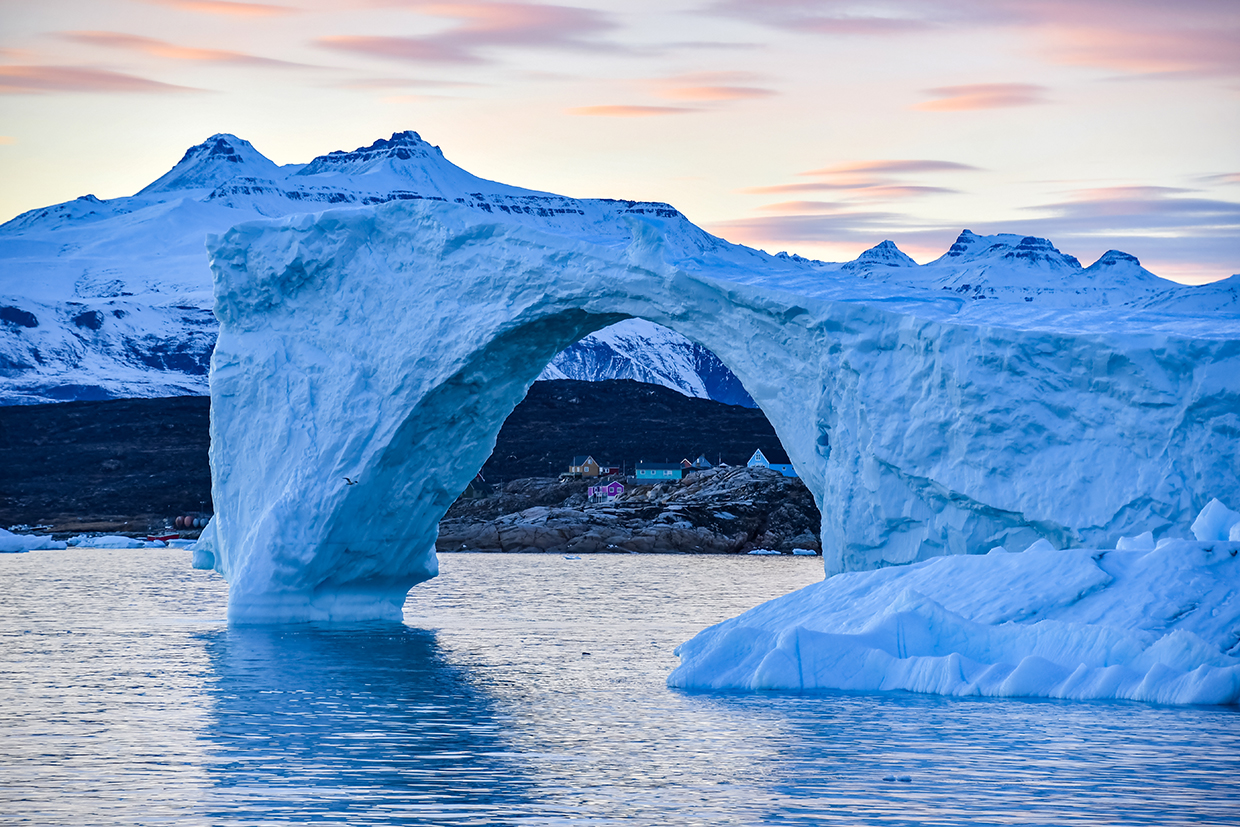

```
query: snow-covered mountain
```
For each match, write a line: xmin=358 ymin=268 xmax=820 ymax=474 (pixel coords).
xmin=0 ymin=130 xmax=1235 ymax=405
xmin=539 ymin=319 xmax=756 ymax=407
xmin=778 ymin=231 xmax=1240 ymax=310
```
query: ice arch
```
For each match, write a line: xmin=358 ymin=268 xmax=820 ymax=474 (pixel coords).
xmin=204 ymin=200 xmax=1236 ymax=622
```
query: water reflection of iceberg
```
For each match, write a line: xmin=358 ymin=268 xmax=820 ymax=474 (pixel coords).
xmin=198 ymin=625 xmax=531 ymax=824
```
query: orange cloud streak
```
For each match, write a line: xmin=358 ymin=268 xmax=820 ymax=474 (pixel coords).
xmin=914 ymin=83 xmax=1047 ymax=111
xmin=319 ymin=2 xmax=615 ymax=64
xmin=63 ymin=31 xmax=309 ymax=67
xmin=567 ymin=104 xmax=695 ymax=117
xmin=742 ymin=181 xmax=858 ymax=195
xmin=658 ymin=85 xmax=774 ymax=102
xmin=1045 ymin=25 xmax=1240 ymax=76
xmin=803 ymin=159 xmax=980 ymax=176
xmin=0 ymin=65 xmax=202 ymax=94
xmin=141 ymin=0 xmax=296 ymax=16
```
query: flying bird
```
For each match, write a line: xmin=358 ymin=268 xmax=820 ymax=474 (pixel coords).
xmin=344 ymin=477 xmax=358 ymax=485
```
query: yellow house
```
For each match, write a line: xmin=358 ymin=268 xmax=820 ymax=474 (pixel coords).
xmin=569 ymin=455 xmax=601 ymax=477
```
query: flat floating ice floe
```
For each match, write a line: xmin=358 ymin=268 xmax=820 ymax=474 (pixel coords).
xmin=66 ymin=534 xmax=167 ymax=549
xmin=670 ymin=500 xmax=1240 ymax=706
xmin=0 ymin=527 xmax=66 ymax=552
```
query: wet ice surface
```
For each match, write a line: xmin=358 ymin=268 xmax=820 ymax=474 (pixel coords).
xmin=2 ymin=549 xmax=1238 ymax=825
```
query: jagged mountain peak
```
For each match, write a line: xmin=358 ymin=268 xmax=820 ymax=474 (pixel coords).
xmin=931 ymin=230 xmax=1080 ymax=271
xmin=1082 ymin=249 xmax=1169 ymax=286
xmin=1088 ymin=250 xmax=1141 ymax=268
xmin=1000 ymin=235 xmax=1081 ymax=270
xmin=939 ymin=229 xmax=989 ymax=259
xmin=137 ymin=133 xmax=280 ymax=196
xmin=848 ymin=239 xmax=916 ymax=269
xmin=295 ymin=130 xmax=447 ymax=177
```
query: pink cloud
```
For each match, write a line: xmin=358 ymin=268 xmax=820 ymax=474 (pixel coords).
xmin=804 ymin=159 xmax=980 ymax=176
xmin=657 ymin=85 xmax=774 ymax=102
xmin=710 ymin=0 xmax=944 ymax=35
xmin=0 ymin=65 xmax=202 ymax=94
xmin=319 ymin=2 xmax=616 ymax=64
xmin=1042 ymin=24 xmax=1240 ymax=77
xmin=140 ymin=0 xmax=296 ymax=16
xmin=757 ymin=200 xmax=847 ymax=213
xmin=711 ymin=1 xmax=1240 ymax=78
xmin=914 ymin=83 xmax=1047 ymax=111
xmin=645 ymin=70 xmax=776 ymax=105
xmin=319 ymin=35 xmax=478 ymax=64
xmin=334 ymin=76 xmax=482 ymax=90
xmin=62 ymin=31 xmax=311 ymax=67
xmin=744 ymin=158 xmax=974 ymax=196
xmin=742 ymin=181 xmax=861 ymax=194
xmin=567 ymin=104 xmax=695 ymax=117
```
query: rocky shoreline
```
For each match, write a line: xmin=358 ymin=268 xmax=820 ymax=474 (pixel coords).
xmin=438 ymin=465 xmax=821 ymax=555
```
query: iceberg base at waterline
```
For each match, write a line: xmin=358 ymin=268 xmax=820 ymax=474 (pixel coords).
xmin=0 ymin=527 xmax=66 ymax=552
xmin=669 ymin=501 xmax=1240 ymax=705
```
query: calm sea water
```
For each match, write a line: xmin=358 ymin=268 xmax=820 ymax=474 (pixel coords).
xmin=1 ymin=549 xmax=1238 ymax=826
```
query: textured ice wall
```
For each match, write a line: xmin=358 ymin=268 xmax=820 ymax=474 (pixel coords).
xmin=205 ymin=200 xmax=1238 ymax=622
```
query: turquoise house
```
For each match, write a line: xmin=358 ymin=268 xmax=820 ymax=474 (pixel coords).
xmin=747 ymin=449 xmax=798 ymax=478
xmin=635 ymin=462 xmax=683 ymax=481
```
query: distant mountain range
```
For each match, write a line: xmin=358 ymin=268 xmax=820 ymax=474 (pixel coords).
xmin=1 ymin=131 xmax=1235 ymax=406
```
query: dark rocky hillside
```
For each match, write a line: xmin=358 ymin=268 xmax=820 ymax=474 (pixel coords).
xmin=441 ymin=465 xmax=821 ymax=555
xmin=481 ymin=379 xmax=788 ymax=481
xmin=0 ymin=396 xmax=212 ymax=533
xmin=0 ymin=379 xmax=794 ymax=533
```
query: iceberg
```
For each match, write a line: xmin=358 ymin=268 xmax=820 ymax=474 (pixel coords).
xmin=0 ymin=527 xmax=66 ymax=552
xmin=66 ymin=534 xmax=165 ymax=549
xmin=669 ymin=500 xmax=1240 ymax=705
xmin=202 ymin=198 xmax=1237 ymax=624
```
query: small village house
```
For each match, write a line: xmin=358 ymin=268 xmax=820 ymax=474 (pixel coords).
xmin=747 ymin=448 xmax=798 ymax=478
xmin=567 ymin=455 xmax=601 ymax=477
xmin=635 ymin=461 xmax=683 ymax=481
xmin=587 ymin=480 xmax=625 ymax=502
xmin=565 ymin=455 xmax=620 ymax=478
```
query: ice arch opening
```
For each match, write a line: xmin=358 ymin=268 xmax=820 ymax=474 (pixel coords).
xmin=203 ymin=200 xmax=1234 ymax=623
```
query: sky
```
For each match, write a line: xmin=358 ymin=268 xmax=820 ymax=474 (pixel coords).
xmin=0 ymin=0 xmax=1237 ymax=283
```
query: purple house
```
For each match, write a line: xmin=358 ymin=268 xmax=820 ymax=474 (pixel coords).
xmin=587 ymin=481 xmax=625 ymax=502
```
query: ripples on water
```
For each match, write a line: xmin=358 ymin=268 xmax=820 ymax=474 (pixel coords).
xmin=1 ymin=549 xmax=1238 ymax=826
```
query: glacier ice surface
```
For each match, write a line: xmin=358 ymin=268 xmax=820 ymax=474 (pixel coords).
xmin=669 ymin=499 xmax=1240 ymax=705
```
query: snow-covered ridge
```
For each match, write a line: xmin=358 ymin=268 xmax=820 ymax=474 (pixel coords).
xmin=0 ymin=131 xmax=738 ymax=405
xmin=1 ymin=130 xmax=1237 ymax=406
xmin=669 ymin=499 xmax=1240 ymax=705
